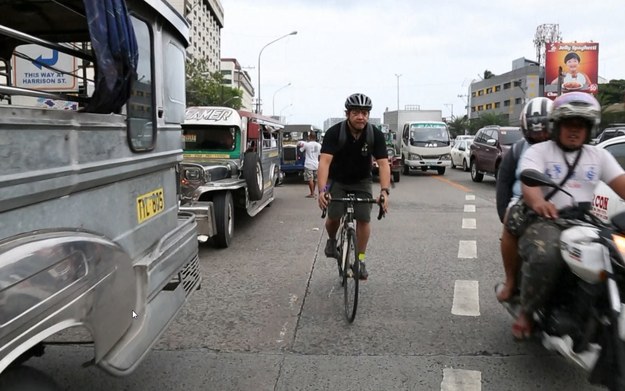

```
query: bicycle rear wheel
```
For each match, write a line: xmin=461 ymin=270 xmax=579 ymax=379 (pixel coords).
xmin=344 ymin=228 xmax=359 ymax=323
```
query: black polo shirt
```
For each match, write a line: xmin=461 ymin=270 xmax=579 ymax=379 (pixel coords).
xmin=321 ymin=121 xmax=388 ymax=184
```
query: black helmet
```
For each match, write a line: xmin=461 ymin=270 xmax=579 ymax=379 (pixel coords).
xmin=345 ymin=93 xmax=372 ymax=111
xmin=520 ymin=97 xmax=552 ymax=144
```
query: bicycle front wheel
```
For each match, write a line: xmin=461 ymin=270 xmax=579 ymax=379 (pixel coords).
xmin=344 ymin=228 xmax=359 ymax=323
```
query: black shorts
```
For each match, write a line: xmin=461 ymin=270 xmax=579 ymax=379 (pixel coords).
xmin=327 ymin=179 xmax=373 ymax=222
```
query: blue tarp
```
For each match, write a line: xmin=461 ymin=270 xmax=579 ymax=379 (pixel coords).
xmin=83 ymin=0 xmax=138 ymax=114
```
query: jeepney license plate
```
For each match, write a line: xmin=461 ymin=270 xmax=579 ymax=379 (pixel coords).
xmin=136 ymin=188 xmax=165 ymax=223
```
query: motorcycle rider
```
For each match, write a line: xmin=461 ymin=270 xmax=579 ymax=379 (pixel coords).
xmin=512 ymin=92 xmax=625 ymax=339
xmin=495 ymin=97 xmax=553 ymax=304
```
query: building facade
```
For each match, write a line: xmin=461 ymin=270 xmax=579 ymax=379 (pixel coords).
xmin=221 ymin=58 xmax=254 ymax=111
xmin=169 ymin=0 xmax=224 ymax=72
xmin=323 ymin=117 xmax=381 ymax=131
xmin=469 ymin=58 xmax=543 ymax=126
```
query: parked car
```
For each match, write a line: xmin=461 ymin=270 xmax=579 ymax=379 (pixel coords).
xmin=451 ymin=139 xmax=473 ymax=171
xmin=372 ymin=125 xmax=402 ymax=182
xmin=591 ymin=135 xmax=625 ymax=223
xmin=593 ymin=124 xmax=625 ymax=145
xmin=469 ymin=125 xmax=523 ymax=182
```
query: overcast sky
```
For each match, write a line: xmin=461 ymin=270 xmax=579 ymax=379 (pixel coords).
xmin=220 ymin=0 xmax=624 ymax=128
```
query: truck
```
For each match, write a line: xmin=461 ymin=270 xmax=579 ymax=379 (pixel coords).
xmin=382 ymin=108 xmax=443 ymax=154
xmin=0 ymin=0 xmax=200 ymax=388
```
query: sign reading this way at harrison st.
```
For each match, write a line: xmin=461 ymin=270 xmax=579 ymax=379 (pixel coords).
xmin=11 ymin=44 xmax=78 ymax=91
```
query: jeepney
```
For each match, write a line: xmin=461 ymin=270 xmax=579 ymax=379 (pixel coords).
xmin=280 ymin=124 xmax=322 ymax=177
xmin=0 ymin=0 xmax=199 ymax=388
xmin=179 ymin=107 xmax=283 ymax=248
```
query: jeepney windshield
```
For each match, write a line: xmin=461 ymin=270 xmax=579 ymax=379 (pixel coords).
xmin=182 ymin=125 xmax=237 ymax=151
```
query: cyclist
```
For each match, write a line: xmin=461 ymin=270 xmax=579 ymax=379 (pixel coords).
xmin=317 ymin=93 xmax=390 ymax=280
xmin=495 ymin=97 xmax=552 ymax=304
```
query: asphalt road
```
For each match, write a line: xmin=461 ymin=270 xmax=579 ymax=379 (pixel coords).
xmin=28 ymin=168 xmax=604 ymax=390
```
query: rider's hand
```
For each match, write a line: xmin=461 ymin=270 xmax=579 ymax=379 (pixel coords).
xmin=532 ymin=199 xmax=558 ymax=219
xmin=318 ymin=191 xmax=331 ymax=210
xmin=377 ymin=193 xmax=389 ymax=214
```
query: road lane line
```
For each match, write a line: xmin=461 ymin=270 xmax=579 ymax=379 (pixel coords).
xmin=457 ymin=240 xmax=477 ymax=258
xmin=433 ymin=175 xmax=472 ymax=192
xmin=462 ymin=218 xmax=476 ymax=229
xmin=451 ymin=280 xmax=480 ymax=316
xmin=441 ymin=368 xmax=482 ymax=391
xmin=465 ymin=194 xmax=476 ymax=201
xmin=464 ymin=204 xmax=476 ymax=212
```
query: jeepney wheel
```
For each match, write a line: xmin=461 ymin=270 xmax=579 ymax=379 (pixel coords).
xmin=392 ymin=171 xmax=400 ymax=183
xmin=243 ymin=152 xmax=263 ymax=201
xmin=213 ymin=191 xmax=234 ymax=248
xmin=0 ymin=365 xmax=61 ymax=391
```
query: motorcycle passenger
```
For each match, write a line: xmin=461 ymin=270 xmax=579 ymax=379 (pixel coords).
xmin=512 ymin=92 xmax=625 ymax=340
xmin=317 ymin=93 xmax=390 ymax=280
xmin=495 ymin=97 xmax=553 ymax=304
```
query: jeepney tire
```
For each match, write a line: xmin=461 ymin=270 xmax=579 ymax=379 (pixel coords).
xmin=244 ymin=152 xmax=263 ymax=201
xmin=0 ymin=365 xmax=61 ymax=391
xmin=392 ymin=171 xmax=400 ymax=183
xmin=213 ymin=191 xmax=234 ymax=248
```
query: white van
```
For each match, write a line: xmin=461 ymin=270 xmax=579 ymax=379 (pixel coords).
xmin=400 ymin=121 xmax=452 ymax=175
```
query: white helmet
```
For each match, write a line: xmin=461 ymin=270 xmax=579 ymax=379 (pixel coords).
xmin=520 ymin=97 xmax=553 ymax=144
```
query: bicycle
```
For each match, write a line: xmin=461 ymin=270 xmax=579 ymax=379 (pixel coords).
xmin=322 ymin=192 xmax=385 ymax=322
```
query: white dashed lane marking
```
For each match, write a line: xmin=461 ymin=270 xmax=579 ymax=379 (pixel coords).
xmin=457 ymin=240 xmax=477 ymax=259
xmin=462 ymin=218 xmax=476 ymax=229
xmin=451 ymin=280 xmax=480 ymax=316
xmin=441 ymin=368 xmax=482 ymax=390
xmin=465 ymin=194 xmax=476 ymax=201
xmin=464 ymin=204 xmax=476 ymax=213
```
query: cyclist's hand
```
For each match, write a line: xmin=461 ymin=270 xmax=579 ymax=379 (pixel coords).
xmin=377 ymin=193 xmax=389 ymax=214
xmin=318 ymin=191 xmax=331 ymax=210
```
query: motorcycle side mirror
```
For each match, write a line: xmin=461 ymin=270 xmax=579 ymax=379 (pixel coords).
xmin=520 ymin=169 xmax=557 ymax=188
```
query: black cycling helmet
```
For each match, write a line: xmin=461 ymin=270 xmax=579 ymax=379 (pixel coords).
xmin=520 ymin=97 xmax=552 ymax=144
xmin=345 ymin=93 xmax=372 ymax=111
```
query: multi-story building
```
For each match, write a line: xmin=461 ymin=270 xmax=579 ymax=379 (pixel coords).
xmin=169 ymin=0 xmax=224 ymax=72
xmin=221 ymin=58 xmax=254 ymax=111
xmin=469 ymin=58 xmax=543 ymax=126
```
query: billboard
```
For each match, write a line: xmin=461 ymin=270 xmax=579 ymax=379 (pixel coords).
xmin=544 ymin=42 xmax=599 ymax=99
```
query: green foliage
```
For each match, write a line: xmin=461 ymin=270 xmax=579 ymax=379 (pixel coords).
xmin=483 ymin=70 xmax=495 ymax=80
xmin=597 ymin=79 xmax=625 ymax=107
xmin=186 ymin=58 xmax=242 ymax=108
xmin=447 ymin=116 xmax=469 ymax=137
xmin=468 ymin=112 xmax=507 ymax=133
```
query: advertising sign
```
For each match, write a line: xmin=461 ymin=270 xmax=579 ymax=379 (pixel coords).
xmin=544 ymin=42 xmax=599 ymax=99
xmin=11 ymin=44 xmax=78 ymax=91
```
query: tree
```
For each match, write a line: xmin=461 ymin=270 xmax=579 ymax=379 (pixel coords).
xmin=186 ymin=58 xmax=242 ymax=108
xmin=447 ymin=116 xmax=469 ymax=137
xmin=468 ymin=112 xmax=507 ymax=133
xmin=597 ymin=79 xmax=625 ymax=107
xmin=483 ymin=70 xmax=495 ymax=80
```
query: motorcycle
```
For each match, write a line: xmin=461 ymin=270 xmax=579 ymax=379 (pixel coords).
xmin=501 ymin=169 xmax=625 ymax=391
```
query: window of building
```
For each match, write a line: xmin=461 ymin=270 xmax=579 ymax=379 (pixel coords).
xmin=495 ymin=85 xmax=501 ymax=92
xmin=471 ymin=91 xmax=476 ymax=97
xmin=478 ymin=90 xmax=484 ymax=96
xmin=504 ymin=100 xmax=511 ymax=107
xmin=486 ymin=87 xmax=492 ymax=94
xmin=515 ymin=98 xmax=522 ymax=104
xmin=477 ymin=105 xmax=483 ymax=111
xmin=471 ymin=106 xmax=476 ymax=112
xmin=503 ymin=82 xmax=511 ymax=89
xmin=485 ymin=103 xmax=492 ymax=110
xmin=494 ymin=102 xmax=501 ymax=109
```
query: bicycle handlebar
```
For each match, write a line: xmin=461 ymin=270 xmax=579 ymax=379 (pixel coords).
xmin=321 ymin=195 xmax=386 ymax=220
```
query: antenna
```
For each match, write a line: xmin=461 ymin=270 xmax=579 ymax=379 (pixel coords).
xmin=534 ymin=24 xmax=562 ymax=66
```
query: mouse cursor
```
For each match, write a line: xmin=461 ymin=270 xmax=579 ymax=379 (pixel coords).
xmin=132 ymin=311 xmax=138 ymax=319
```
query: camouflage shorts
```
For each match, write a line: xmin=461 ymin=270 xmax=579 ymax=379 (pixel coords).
xmin=303 ymin=168 xmax=317 ymax=182
xmin=518 ymin=219 xmax=564 ymax=313
xmin=505 ymin=200 xmax=534 ymax=236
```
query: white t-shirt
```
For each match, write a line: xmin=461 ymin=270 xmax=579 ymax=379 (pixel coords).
xmin=520 ymin=141 xmax=624 ymax=208
xmin=299 ymin=141 xmax=322 ymax=170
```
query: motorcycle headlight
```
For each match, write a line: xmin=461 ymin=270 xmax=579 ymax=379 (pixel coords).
xmin=440 ymin=154 xmax=451 ymax=160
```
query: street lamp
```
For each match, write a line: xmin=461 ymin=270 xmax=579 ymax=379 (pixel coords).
xmin=272 ymin=82 xmax=291 ymax=116
xmin=395 ymin=74 xmax=402 ymax=111
xmin=279 ymin=103 xmax=293 ymax=122
xmin=256 ymin=31 xmax=298 ymax=114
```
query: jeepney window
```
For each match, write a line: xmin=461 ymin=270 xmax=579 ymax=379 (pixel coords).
xmin=182 ymin=125 xmax=236 ymax=151
xmin=262 ymin=125 xmax=278 ymax=149
xmin=164 ymin=42 xmax=186 ymax=124
xmin=127 ymin=16 xmax=156 ymax=152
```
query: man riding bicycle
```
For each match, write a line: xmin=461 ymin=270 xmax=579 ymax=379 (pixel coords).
xmin=317 ymin=93 xmax=390 ymax=280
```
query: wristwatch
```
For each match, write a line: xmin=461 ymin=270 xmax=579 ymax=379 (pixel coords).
xmin=380 ymin=188 xmax=390 ymax=196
